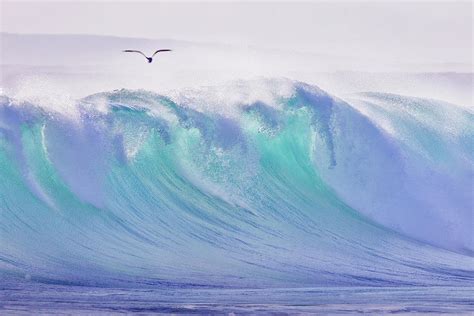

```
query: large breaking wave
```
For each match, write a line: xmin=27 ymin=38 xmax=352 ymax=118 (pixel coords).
xmin=0 ymin=79 xmax=472 ymax=288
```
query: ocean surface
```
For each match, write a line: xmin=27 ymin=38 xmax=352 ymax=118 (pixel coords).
xmin=0 ymin=79 xmax=473 ymax=314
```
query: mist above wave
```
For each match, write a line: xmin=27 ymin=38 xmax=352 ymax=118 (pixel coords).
xmin=1 ymin=33 xmax=472 ymax=107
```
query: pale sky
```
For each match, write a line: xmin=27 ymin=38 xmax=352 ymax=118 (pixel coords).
xmin=1 ymin=1 xmax=472 ymax=63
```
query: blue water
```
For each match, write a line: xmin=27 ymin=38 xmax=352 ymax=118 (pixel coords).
xmin=0 ymin=79 xmax=473 ymax=313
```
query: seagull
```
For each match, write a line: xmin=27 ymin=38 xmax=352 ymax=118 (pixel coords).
xmin=123 ymin=49 xmax=172 ymax=63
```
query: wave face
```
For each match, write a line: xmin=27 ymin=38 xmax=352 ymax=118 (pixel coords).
xmin=0 ymin=79 xmax=472 ymax=288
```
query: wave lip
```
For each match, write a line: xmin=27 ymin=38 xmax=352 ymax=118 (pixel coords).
xmin=0 ymin=79 xmax=472 ymax=288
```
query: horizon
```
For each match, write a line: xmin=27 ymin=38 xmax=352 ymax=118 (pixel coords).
xmin=1 ymin=31 xmax=473 ymax=69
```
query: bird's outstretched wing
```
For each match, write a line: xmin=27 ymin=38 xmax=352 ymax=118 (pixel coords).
xmin=152 ymin=49 xmax=172 ymax=57
xmin=123 ymin=50 xmax=148 ymax=58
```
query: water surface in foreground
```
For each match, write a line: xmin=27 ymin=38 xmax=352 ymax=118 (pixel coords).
xmin=2 ymin=281 xmax=473 ymax=314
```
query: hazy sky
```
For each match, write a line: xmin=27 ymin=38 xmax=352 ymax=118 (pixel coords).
xmin=1 ymin=1 xmax=472 ymax=63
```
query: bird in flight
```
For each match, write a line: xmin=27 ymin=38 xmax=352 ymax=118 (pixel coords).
xmin=123 ymin=49 xmax=172 ymax=63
